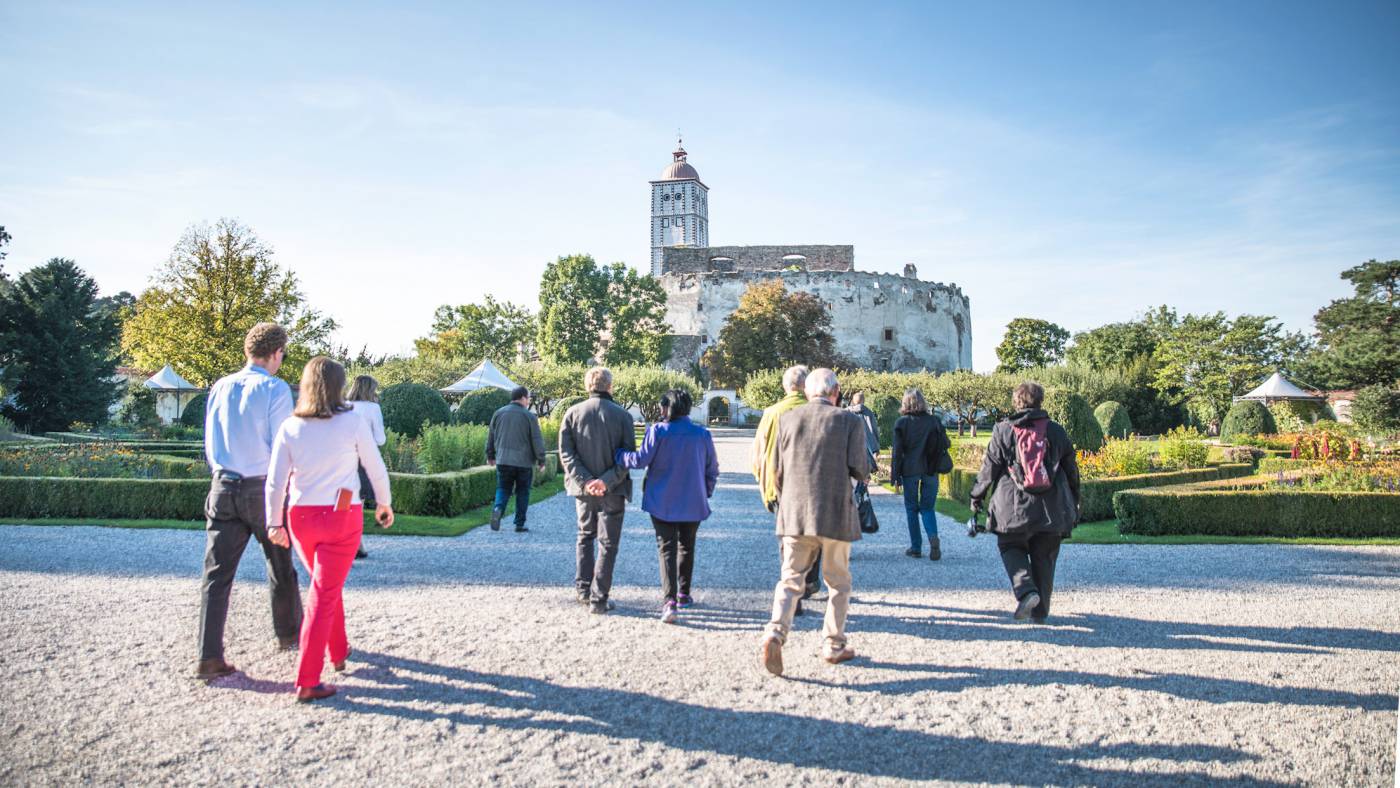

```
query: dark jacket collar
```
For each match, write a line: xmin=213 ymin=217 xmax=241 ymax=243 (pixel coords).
xmin=590 ymin=391 xmax=614 ymax=402
xmin=1009 ymin=408 xmax=1050 ymax=427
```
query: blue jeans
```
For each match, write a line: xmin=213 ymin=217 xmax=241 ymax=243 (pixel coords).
xmin=493 ymin=465 xmax=533 ymax=527
xmin=901 ymin=474 xmax=939 ymax=551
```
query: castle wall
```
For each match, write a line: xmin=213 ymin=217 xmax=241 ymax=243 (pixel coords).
xmin=662 ymin=245 xmax=855 ymax=275
xmin=662 ymin=270 xmax=972 ymax=373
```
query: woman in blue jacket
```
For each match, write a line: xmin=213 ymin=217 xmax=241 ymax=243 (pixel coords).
xmin=616 ymin=389 xmax=719 ymax=624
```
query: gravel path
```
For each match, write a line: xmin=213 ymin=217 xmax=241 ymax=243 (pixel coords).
xmin=1 ymin=428 xmax=1396 ymax=785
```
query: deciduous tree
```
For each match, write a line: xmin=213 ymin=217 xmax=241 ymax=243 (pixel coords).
xmin=703 ymin=279 xmax=841 ymax=388
xmin=120 ymin=219 xmax=337 ymax=386
xmin=1152 ymin=312 xmax=1309 ymax=432
xmin=415 ymin=295 xmax=535 ymax=364
xmin=995 ymin=318 xmax=1069 ymax=372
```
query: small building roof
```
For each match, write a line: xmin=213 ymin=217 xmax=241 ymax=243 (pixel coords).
xmin=142 ymin=364 xmax=201 ymax=392
xmin=1237 ymin=371 xmax=1324 ymax=403
xmin=441 ymin=360 xmax=519 ymax=394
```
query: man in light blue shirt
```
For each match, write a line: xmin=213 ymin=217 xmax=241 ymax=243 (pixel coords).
xmin=195 ymin=322 xmax=304 ymax=681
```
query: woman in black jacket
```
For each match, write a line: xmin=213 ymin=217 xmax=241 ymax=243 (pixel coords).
xmin=891 ymin=388 xmax=943 ymax=560
xmin=969 ymin=381 xmax=1080 ymax=623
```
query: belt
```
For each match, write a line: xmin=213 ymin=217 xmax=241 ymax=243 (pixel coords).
xmin=214 ymin=471 xmax=267 ymax=484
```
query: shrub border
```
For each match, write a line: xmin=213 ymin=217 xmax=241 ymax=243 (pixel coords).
xmin=1114 ymin=481 xmax=1400 ymax=538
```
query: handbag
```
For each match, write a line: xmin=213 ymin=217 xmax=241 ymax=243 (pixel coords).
xmin=855 ymin=483 xmax=880 ymax=534
xmin=923 ymin=417 xmax=954 ymax=475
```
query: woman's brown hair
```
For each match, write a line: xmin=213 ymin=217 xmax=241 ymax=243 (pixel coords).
xmin=900 ymin=388 xmax=928 ymax=416
xmin=294 ymin=356 xmax=351 ymax=418
xmin=347 ymin=374 xmax=379 ymax=403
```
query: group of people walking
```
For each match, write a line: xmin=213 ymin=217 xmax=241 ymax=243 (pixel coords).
xmin=195 ymin=324 xmax=1082 ymax=698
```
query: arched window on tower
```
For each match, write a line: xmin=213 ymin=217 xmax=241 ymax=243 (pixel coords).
xmin=781 ymin=254 xmax=807 ymax=271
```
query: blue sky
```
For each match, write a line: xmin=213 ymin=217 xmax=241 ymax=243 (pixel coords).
xmin=2 ymin=1 xmax=1397 ymax=371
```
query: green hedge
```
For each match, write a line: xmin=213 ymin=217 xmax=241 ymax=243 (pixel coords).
xmin=933 ymin=462 xmax=1255 ymax=519
xmin=1257 ymin=457 xmax=1316 ymax=475
xmin=1078 ymin=464 xmax=1253 ymax=520
xmin=1114 ymin=486 xmax=1400 ymax=538
xmin=0 ymin=477 xmax=208 ymax=519
xmin=0 ymin=453 xmax=561 ymax=520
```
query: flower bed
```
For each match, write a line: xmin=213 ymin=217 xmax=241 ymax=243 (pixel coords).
xmin=0 ymin=444 xmax=207 ymax=479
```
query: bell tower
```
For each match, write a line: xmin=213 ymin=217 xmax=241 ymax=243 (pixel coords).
xmin=649 ymin=137 xmax=709 ymax=276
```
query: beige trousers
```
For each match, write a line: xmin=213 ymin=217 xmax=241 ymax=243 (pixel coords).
xmin=766 ymin=535 xmax=852 ymax=652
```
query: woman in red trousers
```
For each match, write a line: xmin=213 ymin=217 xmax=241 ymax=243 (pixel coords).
xmin=265 ymin=356 xmax=394 ymax=702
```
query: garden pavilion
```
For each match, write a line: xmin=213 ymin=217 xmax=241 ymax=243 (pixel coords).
xmin=142 ymin=364 xmax=203 ymax=424
xmin=1236 ymin=371 xmax=1326 ymax=405
xmin=440 ymin=360 xmax=519 ymax=395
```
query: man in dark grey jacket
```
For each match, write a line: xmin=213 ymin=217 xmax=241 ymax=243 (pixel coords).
xmin=760 ymin=368 xmax=870 ymax=676
xmin=969 ymin=381 xmax=1081 ymax=624
xmin=558 ymin=367 xmax=635 ymax=614
xmin=487 ymin=386 xmax=547 ymax=533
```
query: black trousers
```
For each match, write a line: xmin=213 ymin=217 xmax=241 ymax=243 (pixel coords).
xmin=996 ymin=531 xmax=1062 ymax=619
xmin=198 ymin=474 xmax=303 ymax=660
xmin=494 ymin=464 xmax=534 ymax=527
xmin=575 ymin=495 xmax=626 ymax=601
xmin=651 ymin=517 xmax=699 ymax=601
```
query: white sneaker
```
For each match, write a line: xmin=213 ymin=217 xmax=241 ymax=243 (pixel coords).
xmin=660 ymin=601 xmax=678 ymax=624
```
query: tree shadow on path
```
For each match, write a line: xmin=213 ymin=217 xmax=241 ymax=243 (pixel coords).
xmin=319 ymin=649 xmax=1287 ymax=786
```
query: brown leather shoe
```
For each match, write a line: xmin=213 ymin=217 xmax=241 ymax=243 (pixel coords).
xmin=195 ymin=658 xmax=237 ymax=681
xmin=823 ymin=647 xmax=856 ymax=665
xmin=295 ymin=684 xmax=337 ymax=703
xmin=760 ymin=636 xmax=784 ymax=676
xmin=333 ymin=649 xmax=351 ymax=672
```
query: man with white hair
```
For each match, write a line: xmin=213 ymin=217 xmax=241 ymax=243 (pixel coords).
xmin=760 ymin=368 xmax=870 ymax=675
xmin=559 ymin=366 xmax=635 ymax=614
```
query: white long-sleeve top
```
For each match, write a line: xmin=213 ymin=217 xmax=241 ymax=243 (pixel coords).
xmin=350 ymin=400 xmax=386 ymax=446
xmin=265 ymin=410 xmax=392 ymax=528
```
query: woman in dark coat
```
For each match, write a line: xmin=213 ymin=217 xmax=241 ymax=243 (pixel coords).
xmin=969 ymin=381 xmax=1080 ymax=623
xmin=891 ymin=388 xmax=942 ymax=560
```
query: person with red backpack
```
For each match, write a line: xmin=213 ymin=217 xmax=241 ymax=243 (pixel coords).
xmin=968 ymin=381 xmax=1080 ymax=623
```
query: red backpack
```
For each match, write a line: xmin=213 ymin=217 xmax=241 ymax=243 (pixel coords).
xmin=1010 ymin=418 xmax=1053 ymax=493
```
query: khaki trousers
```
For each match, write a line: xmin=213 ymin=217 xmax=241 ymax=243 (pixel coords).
xmin=766 ymin=535 xmax=852 ymax=652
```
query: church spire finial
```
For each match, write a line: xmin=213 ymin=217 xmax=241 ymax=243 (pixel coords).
xmin=673 ymin=132 xmax=687 ymax=162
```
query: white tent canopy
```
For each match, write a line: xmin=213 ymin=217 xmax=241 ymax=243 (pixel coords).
xmin=1237 ymin=371 xmax=1324 ymax=403
xmin=142 ymin=364 xmax=201 ymax=393
xmin=441 ymin=360 xmax=519 ymax=394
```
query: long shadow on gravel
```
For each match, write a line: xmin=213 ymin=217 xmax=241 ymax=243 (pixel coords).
xmin=839 ymin=600 xmax=1400 ymax=657
xmin=788 ymin=660 xmax=1396 ymax=711
xmin=324 ymin=650 xmax=1286 ymax=786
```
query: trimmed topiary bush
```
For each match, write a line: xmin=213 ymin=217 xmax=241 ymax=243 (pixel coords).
xmin=1093 ymin=401 xmax=1133 ymax=440
xmin=1114 ymin=485 xmax=1400 ymax=538
xmin=1045 ymin=390 xmax=1104 ymax=451
xmin=178 ymin=393 xmax=208 ymax=428
xmin=380 ymin=383 xmax=450 ymax=439
xmin=1221 ymin=400 xmax=1276 ymax=440
xmin=454 ymin=388 xmax=513 ymax=425
xmin=874 ymin=396 xmax=901 ymax=451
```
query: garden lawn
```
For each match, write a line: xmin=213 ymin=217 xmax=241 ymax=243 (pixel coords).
xmin=0 ymin=478 xmax=566 ymax=538
xmin=927 ymin=497 xmax=1400 ymax=546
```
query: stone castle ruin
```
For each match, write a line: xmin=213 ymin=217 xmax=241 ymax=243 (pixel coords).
xmin=649 ymin=140 xmax=972 ymax=377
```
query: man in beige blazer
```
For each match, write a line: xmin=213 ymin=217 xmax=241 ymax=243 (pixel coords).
xmin=760 ymin=368 xmax=871 ymax=676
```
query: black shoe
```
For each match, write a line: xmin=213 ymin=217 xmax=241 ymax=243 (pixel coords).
xmin=904 ymin=548 xmax=921 ymax=558
xmin=929 ymin=538 xmax=941 ymax=561
xmin=355 ymin=546 xmax=368 ymax=559
xmin=1031 ymin=617 xmax=1047 ymax=625
xmin=577 ymin=590 xmax=592 ymax=605
xmin=277 ymin=636 xmax=299 ymax=651
xmin=794 ymin=600 xmax=804 ymax=617
xmin=1014 ymin=593 xmax=1042 ymax=621
xmin=490 ymin=507 xmax=503 ymax=531
xmin=590 ymin=598 xmax=614 ymax=615
xmin=514 ymin=524 xmax=529 ymax=533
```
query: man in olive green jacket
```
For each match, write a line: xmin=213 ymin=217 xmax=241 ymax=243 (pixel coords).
xmin=751 ymin=365 xmax=809 ymax=511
